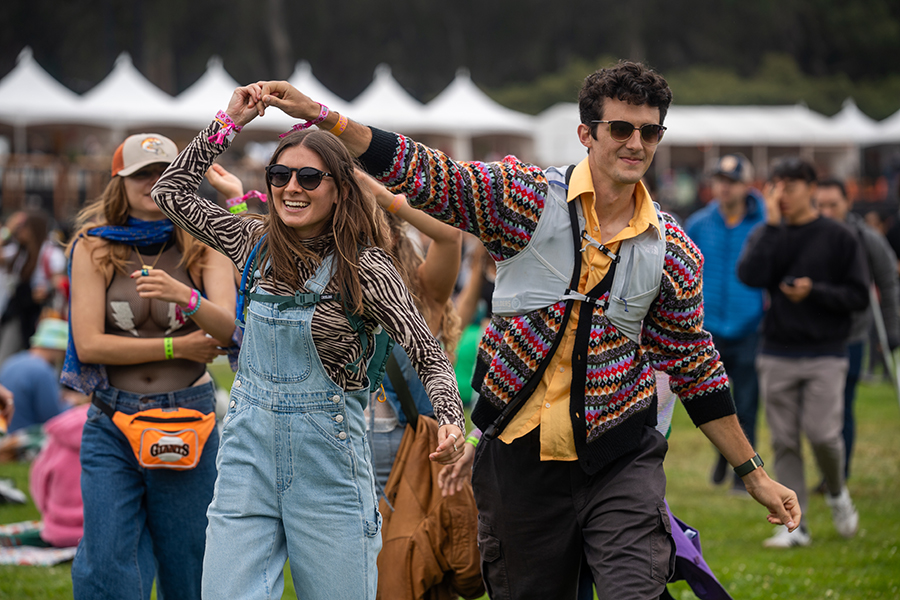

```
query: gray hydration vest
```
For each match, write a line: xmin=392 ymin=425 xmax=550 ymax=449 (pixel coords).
xmin=490 ymin=165 xmax=667 ymax=344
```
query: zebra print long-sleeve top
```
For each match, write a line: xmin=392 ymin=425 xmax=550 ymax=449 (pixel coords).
xmin=152 ymin=121 xmax=465 ymax=432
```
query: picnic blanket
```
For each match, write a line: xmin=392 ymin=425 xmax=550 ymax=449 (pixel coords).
xmin=0 ymin=520 xmax=77 ymax=566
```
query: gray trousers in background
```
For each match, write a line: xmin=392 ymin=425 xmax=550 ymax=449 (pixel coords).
xmin=756 ymin=354 xmax=848 ymax=516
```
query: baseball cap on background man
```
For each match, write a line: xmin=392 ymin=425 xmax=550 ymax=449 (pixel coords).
xmin=712 ymin=154 xmax=753 ymax=184
xmin=111 ymin=134 xmax=178 ymax=177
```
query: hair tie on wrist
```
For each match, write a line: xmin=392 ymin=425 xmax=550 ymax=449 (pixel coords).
xmin=279 ymin=103 xmax=329 ymax=138
xmin=209 ymin=111 xmax=243 ymax=145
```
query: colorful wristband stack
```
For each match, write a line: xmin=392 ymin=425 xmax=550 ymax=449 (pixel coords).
xmin=209 ymin=111 xmax=243 ymax=145
xmin=164 ymin=337 xmax=174 ymax=360
xmin=280 ymin=103 xmax=329 ymax=138
xmin=226 ymin=190 xmax=267 ymax=214
xmin=182 ymin=289 xmax=202 ymax=317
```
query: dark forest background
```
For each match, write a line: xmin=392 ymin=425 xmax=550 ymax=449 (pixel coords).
xmin=3 ymin=0 xmax=900 ymax=118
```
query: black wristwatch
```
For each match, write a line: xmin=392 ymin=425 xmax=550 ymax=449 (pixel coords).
xmin=734 ymin=453 xmax=764 ymax=477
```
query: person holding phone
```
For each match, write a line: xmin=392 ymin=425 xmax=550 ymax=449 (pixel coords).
xmin=738 ymin=157 xmax=869 ymax=548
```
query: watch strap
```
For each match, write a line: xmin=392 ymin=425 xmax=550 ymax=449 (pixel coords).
xmin=734 ymin=453 xmax=764 ymax=477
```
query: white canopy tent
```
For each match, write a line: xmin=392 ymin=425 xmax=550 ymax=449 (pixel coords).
xmin=170 ymin=56 xmax=241 ymax=130
xmin=78 ymin=52 xmax=178 ymax=135
xmin=349 ymin=64 xmax=428 ymax=133
xmin=872 ymin=108 xmax=900 ymax=145
xmin=420 ymin=68 xmax=534 ymax=160
xmin=287 ymin=61 xmax=350 ymax=116
xmin=0 ymin=47 xmax=85 ymax=153
xmin=534 ymin=102 xmax=863 ymax=175
xmin=830 ymin=98 xmax=882 ymax=145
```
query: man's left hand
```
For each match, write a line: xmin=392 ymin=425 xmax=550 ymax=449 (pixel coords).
xmin=743 ymin=469 xmax=802 ymax=531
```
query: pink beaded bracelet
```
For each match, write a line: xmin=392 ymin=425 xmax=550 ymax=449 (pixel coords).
xmin=279 ymin=103 xmax=329 ymax=138
xmin=209 ymin=111 xmax=243 ymax=145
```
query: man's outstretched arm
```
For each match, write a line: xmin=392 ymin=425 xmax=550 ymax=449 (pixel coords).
xmin=700 ymin=415 xmax=802 ymax=531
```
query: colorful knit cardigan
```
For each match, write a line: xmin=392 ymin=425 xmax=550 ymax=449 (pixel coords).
xmin=359 ymin=128 xmax=734 ymax=473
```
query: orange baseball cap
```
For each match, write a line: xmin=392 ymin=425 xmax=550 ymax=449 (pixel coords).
xmin=111 ymin=134 xmax=178 ymax=177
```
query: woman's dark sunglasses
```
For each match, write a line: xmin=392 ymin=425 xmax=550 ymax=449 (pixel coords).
xmin=592 ymin=120 xmax=667 ymax=145
xmin=265 ymin=165 xmax=332 ymax=190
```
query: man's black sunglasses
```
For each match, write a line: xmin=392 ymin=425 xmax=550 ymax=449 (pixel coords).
xmin=265 ymin=165 xmax=332 ymax=190
xmin=592 ymin=120 xmax=667 ymax=145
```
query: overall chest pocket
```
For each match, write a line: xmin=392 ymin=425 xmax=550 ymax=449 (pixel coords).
xmin=242 ymin=308 xmax=313 ymax=383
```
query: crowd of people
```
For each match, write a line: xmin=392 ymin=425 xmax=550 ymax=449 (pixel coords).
xmin=0 ymin=59 xmax=894 ymax=600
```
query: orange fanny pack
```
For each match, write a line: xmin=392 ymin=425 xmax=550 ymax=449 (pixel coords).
xmin=93 ymin=398 xmax=215 ymax=470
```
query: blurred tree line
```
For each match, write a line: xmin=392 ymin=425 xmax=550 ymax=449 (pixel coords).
xmin=2 ymin=0 xmax=899 ymax=118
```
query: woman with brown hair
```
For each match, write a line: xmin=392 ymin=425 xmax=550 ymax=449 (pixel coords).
xmin=65 ymin=133 xmax=237 ymax=600
xmin=151 ymin=84 xmax=465 ymax=600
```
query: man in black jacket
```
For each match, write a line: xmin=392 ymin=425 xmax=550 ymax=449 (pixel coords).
xmin=738 ymin=158 xmax=868 ymax=549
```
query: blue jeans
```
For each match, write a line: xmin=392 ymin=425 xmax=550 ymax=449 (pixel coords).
xmin=843 ymin=341 xmax=864 ymax=478
xmin=202 ymin=298 xmax=381 ymax=600
xmin=72 ymin=382 xmax=219 ymax=600
xmin=713 ymin=331 xmax=760 ymax=446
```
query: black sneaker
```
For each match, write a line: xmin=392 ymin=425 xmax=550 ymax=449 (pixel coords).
xmin=711 ymin=454 xmax=729 ymax=485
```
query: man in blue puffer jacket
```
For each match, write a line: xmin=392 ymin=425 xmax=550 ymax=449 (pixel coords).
xmin=686 ymin=154 xmax=766 ymax=493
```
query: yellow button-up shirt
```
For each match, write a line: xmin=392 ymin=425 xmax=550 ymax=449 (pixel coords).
xmin=498 ymin=158 xmax=662 ymax=460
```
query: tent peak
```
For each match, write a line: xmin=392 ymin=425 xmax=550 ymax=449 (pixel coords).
xmin=374 ymin=63 xmax=392 ymax=79
xmin=17 ymin=47 xmax=33 ymax=64
xmin=455 ymin=67 xmax=471 ymax=80
xmin=114 ymin=52 xmax=134 ymax=67
xmin=207 ymin=56 xmax=224 ymax=70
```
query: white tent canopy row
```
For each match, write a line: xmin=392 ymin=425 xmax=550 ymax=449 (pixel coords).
xmin=2 ymin=46 xmax=900 ymax=159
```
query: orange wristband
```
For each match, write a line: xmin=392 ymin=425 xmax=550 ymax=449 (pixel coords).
xmin=385 ymin=195 xmax=405 ymax=214
xmin=329 ymin=113 xmax=349 ymax=137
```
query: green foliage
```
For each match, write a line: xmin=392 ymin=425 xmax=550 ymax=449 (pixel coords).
xmin=488 ymin=53 xmax=900 ymax=120
xmin=1 ymin=377 xmax=899 ymax=599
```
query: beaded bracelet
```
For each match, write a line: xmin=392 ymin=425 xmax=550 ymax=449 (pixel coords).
xmin=279 ymin=103 xmax=329 ymax=138
xmin=209 ymin=111 xmax=243 ymax=145
xmin=164 ymin=337 xmax=174 ymax=360
xmin=182 ymin=289 xmax=202 ymax=317
xmin=329 ymin=113 xmax=349 ymax=137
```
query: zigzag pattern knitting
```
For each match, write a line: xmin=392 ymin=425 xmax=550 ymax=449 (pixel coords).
xmin=361 ymin=128 xmax=734 ymax=451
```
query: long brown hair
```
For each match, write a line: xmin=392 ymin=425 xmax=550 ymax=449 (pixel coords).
xmin=68 ymin=174 xmax=206 ymax=279
xmin=258 ymin=129 xmax=389 ymax=316
xmin=384 ymin=211 xmax=461 ymax=355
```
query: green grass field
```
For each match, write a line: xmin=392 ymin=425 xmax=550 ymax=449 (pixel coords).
xmin=2 ymin=371 xmax=899 ymax=599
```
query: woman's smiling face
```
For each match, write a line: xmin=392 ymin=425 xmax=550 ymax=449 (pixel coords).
xmin=269 ymin=145 xmax=338 ymax=239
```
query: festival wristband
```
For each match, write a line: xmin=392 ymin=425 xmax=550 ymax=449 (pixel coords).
xmin=329 ymin=113 xmax=349 ymax=137
xmin=209 ymin=111 xmax=243 ymax=145
xmin=465 ymin=434 xmax=480 ymax=448
xmin=226 ymin=190 xmax=267 ymax=214
xmin=164 ymin=337 xmax=174 ymax=360
xmin=385 ymin=195 xmax=405 ymax=214
xmin=280 ymin=103 xmax=329 ymax=138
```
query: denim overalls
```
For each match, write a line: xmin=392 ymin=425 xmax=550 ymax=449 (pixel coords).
xmin=202 ymin=256 xmax=382 ymax=600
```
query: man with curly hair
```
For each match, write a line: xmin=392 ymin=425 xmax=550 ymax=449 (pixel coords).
xmin=253 ymin=61 xmax=801 ymax=599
